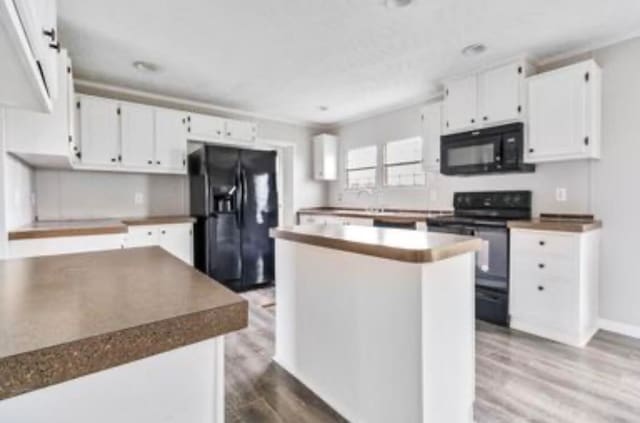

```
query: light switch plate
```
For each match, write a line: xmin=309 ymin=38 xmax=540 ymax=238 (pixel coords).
xmin=555 ymin=187 xmax=567 ymax=202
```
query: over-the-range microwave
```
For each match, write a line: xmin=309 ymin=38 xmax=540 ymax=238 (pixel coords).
xmin=440 ymin=123 xmax=535 ymax=176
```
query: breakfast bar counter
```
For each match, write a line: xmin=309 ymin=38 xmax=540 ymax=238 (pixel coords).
xmin=271 ymin=225 xmax=482 ymax=423
xmin=0 ymin=247 xmax=247 ymax=422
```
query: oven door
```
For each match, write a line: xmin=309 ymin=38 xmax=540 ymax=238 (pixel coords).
xmin=440 ymin=134 xmax=502 ymax=175
xmin=474 ymin=226 xmax=509 ymax=292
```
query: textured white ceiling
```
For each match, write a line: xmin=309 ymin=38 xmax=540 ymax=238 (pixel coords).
xmin=58 ymin=0 xmax=640 ymax=125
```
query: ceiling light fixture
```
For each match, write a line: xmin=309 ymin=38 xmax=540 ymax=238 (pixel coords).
xmin=385 ymin=0 xmax=414 ymax=8
xmin=132 ymin=61 xmax=159 ymax=73
xmin=461 ymin=43 xmax=487 ymax=57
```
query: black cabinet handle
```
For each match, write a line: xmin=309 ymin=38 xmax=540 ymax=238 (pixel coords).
xmin=161 ymin=230 xmax=166 ymax=235
xmin=538 ymin=263 xmax=545 ymax=269
xmin=43 ymin=28 xmax=56 ymax=41
xmin=483 ymin=116 xmax=488 ymax=121
xmin=538 ymin=286 xmax=545 ymax=291
xmin=529 ymin=148 xmax=535 ymax=153
xmin=539 ymin=240 xmax=546 ymax=246
xmin=49 ymin=42 xmax=61 ymax=52
xmin=111 ymin=158 xmax=116 ymax=163
xmin=156 ymin=160 xmax=161 ymax=165
xmin=147 ymin=160 xmax=153 ymax=165
xmin=217 ymin=130 xmax=221 ymax=135
xmin=471 ymin=118 xmax=475 ymax=124
xmin=147 ymin=232 xmax=152 ymax=236
xmin=226 ymin=132 xmax=231 ymax=136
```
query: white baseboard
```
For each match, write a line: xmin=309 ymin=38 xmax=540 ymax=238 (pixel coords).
xmin=599 ymin=318 xmax=640 ymax=339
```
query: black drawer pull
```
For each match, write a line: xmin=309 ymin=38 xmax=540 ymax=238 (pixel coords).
xmin=538 ymin=263 xmax=545 ymax=269
xmin=539 ymin=240 xmax=546 ymax=246
xmin=538 ymin=285 xmax=545 ymax=291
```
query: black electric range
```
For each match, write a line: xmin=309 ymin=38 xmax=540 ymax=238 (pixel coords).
xmin=427 ymin=191 xmax=532 ymax=326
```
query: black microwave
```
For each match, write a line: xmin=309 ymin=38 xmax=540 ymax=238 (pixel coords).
xmin=440 ymin=123 xmax=534 ymax=176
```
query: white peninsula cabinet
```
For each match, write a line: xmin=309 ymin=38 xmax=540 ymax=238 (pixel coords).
xmin=125 ymin=223 xmax=194 ymax=265
xmin=443 ymin=60 xmax=533 ymax=134
xmin=526 ymin=60 xmax=602 ymax=162
xmin=509 ymin=224 xmax=601 ymax=347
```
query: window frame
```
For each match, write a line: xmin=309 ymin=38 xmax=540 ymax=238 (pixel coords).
xmin=382 ymin=137 xmax=426 ymax=188
xmin=344 ymin=145 xmax=378 ymax=190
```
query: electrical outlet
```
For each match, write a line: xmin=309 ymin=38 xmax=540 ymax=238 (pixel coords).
xmin=134 ymin=192 xmax=145 ymax=205
xmin=555 ymin=187 xmax=567 ymax=202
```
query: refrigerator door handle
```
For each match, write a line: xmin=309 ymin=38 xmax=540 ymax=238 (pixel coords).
xmin=234 ymin=170 xmax=242 ymax=226
xmin=240 ymin=168 xmax=248 ymax=227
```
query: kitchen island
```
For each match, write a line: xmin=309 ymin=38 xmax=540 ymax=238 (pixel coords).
xmin=271 ymin=225 xmax=482 ymax=423
xmin=0 ymin=247 xmax=247 ymax=423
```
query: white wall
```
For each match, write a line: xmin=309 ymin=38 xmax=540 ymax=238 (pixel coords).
xmin=329 ymin=36 xmax=640 ymax=330
xmin=35 ymin=170 xmax=187 ymax=220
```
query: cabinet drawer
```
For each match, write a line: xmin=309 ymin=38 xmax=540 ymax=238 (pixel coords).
xmin=126 ymin=226 xmax=159 ymax=247
xmin=510 ymin=230 xmax=578 ymax=258
xmin=510 ymin=276 xmax=576 ymax=331
xmin=511 ymin=255 xmax=577 ymax=284
xmin=299 ymin=215 xmax=320 ymax=225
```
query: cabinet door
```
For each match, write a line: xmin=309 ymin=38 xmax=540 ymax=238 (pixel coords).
xmin=159 ymin=224 xmax=193 ymax=265
xmin=478 ymin=62 xmax=523 ymax=126
xmin=5 ymin=50 xmax=72 ymax=166
xmin=155 ymin=107 xmax=187 ymax=171
xmin=527 ymin=64 xmax=588 ymax=161
xmin=421 ymin=102 xmax=442 ymax=170
xmin=225 ymin=119 xmax=257 ymax=142
xmin=313 ymin=135 xmax=338 ymax=180
xmin=443 ymin=76 xmax=477 ymax=133
xmin=121 ymin=102 xmax=155 ymax=168
xmin=126 ymin=226 xmax=160 ymax=248
xmin=78 ymin=95 xmax=121 ymax=167
xmin=187 ymin=113 xmax=224 ymax=142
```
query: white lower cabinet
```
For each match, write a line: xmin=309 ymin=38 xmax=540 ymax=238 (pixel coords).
xmin=299 ymin=214 xmax=374 ymax=227
xmin=8 ymin=234 xmax=125 ymax=259
xmin=509 ymin=228 xmax=600 ymax=347
xmin=125 ymin=223 xmax=193 ymax=265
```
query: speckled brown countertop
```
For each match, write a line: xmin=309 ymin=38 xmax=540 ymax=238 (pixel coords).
xmin=508 ymin=214 xmax=602 ymax=233
xmin=8 ymin=216 xmax=196 ymax=240
xmin=0 ymin=247 xmax=247 ymax=400
xmin=297 ymin=207 xmax=452 ymax=223
xmin=271 ymin=225 xmax=481 ymax=263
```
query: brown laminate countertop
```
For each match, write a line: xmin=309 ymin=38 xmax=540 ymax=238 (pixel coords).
xmin=508 ymin=215 xmax=602 ymax=233
xmin=297 ymin=207 xmax=452 ymax=223
xmin=0 ymin=247 xmax=248 ymax=400
xmin=271 ymin=225 xmax=482 ymax=263
xmin=8 ymin=216 xmax=196 ymax=240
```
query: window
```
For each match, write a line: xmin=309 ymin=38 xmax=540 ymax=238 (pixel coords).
xmin=346 ymin=145 xmax=377 ymax=189
xmin=383 ymin=137 xmax=425 ymax=187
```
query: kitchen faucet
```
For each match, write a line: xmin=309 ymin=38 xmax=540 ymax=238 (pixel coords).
xmin=356 ymin=188 xmax=384 ymax=213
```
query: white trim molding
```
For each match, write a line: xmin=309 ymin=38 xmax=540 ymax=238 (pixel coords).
xmin=599 ymin=318 xmax=640 ymax=340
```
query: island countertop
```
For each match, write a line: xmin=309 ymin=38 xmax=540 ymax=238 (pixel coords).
xmin=271 ymin=225 xmax=482 ymax=263
xmin=0 ymin=247 xmax=247 ymax=400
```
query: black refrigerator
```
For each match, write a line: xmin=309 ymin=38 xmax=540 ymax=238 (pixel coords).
xmin=189 ymin=145 xmax=278 ymax=291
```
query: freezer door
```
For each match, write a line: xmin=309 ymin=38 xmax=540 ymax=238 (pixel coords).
xmin=205 ymin=145 xmax=241 ymax=214
xmin=239 ymin=149 xmax=278 ymax=287
xmin=194 ymin=216 xmax=242 ymax=289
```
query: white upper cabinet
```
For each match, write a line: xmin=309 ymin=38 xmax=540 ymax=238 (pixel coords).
xmin=121 ymin=102 xmax=155 ymax=168
xmin=443 ymin=75 xmax=477 ymax=133
xmin=478 ymin=62 xmax=528 ymax=126
xmin=421 ymin=102 xmax=442 ymax=171
xmin=77 ymin=95 xmax=121 ymax=167
xmin=155 ymin=107 xmax=188 ymax=171
xmin=187 ymin=113 xmax=224 ymax=142
xmin=5 ymin=49 xmax=74 ymax=168
xmin=225 ymin=119 xmax=257 ymax=142
xmin=313 ymin=134 xmax=338 ymax=181
xmin=443 ymin=60 xmax=533 ymax=134
xmin=0 ymin=0 xmax=58 ymax=111
xmin=527 ymin=60 xmax=601 ymax=163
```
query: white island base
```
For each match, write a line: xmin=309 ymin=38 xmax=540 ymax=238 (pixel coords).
xmin=0 ymin=338 xmax=225 ymax=423
xmin=275 ymin=239 xmax=476 ymax=423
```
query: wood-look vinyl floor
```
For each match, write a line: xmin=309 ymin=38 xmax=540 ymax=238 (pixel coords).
xmin=225 ymin=288 xmax=640 ymax=422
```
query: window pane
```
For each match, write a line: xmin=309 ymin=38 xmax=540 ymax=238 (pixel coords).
xmin=347 ymin=168 xmax=376 ymax=189
xmin=385 ymin=163 xmax=426 ymax=187
xmin=347 ymin=145 xmax=377 ymax=169
xmin=384 ymin=137 xmax=422 ymax=165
